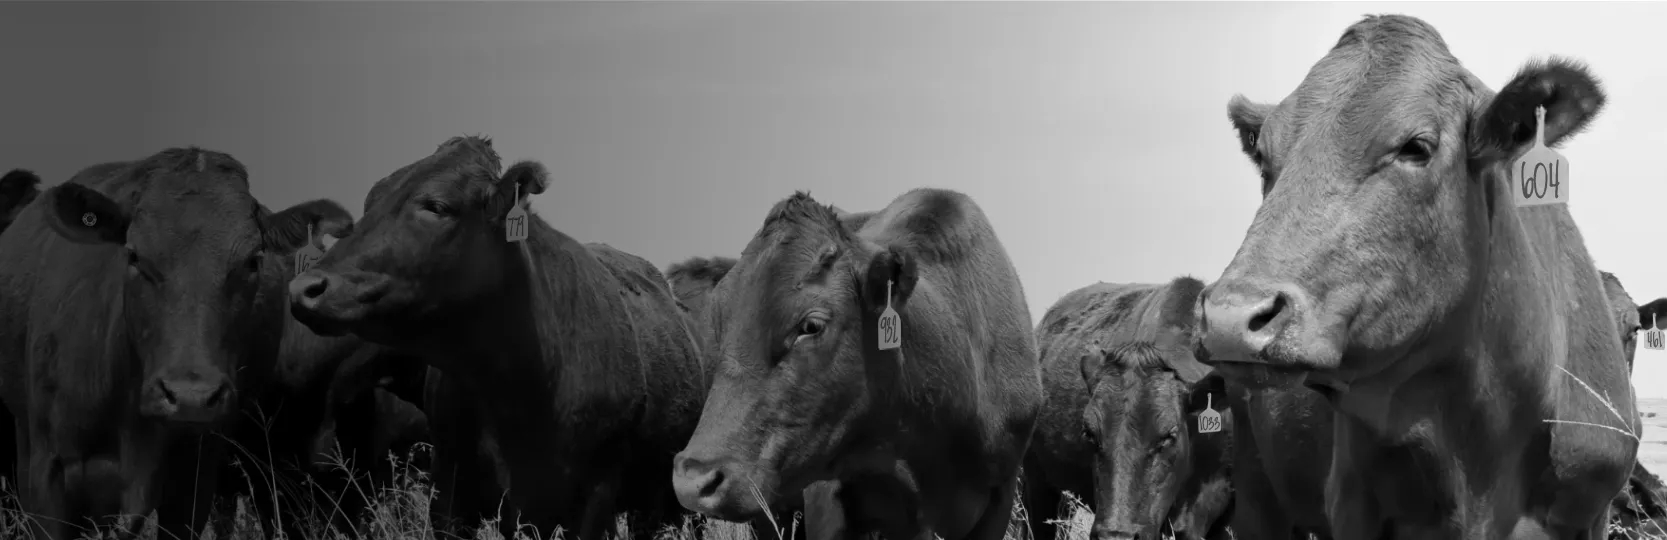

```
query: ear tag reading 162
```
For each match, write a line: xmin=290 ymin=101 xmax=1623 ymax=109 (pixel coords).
xmin=1197 ymin=394 xmax=1222 ymax=434
xmin=294 ymin=223 xmax=325 ymax=277
xmin=1646 ymin=314 xmax=1665 ymax=351
xmin=1512 ymin=105 xmax=1570 ymax=207
xmin=505 ymin=185 xmax=529 ymax=243
xmin=877 ymin=280 xmax=901 ymax=351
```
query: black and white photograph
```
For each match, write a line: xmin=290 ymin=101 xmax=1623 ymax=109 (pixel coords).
xmin=3 ymin=1 xmax=1667 ymax=539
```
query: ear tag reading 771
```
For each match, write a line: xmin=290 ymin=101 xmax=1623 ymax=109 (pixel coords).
xmin=1197 ymin=394 xmax=1222 ymax=434
xmin=294 ymin=223 xmax=325 ymax=277
xmin=1512 ymin=105 xmax=1570 ymax=207
xmin=505 ymin=184 xmax=529 ymax=243
xmin=877 ymin=280 xmax=901 ymax=351
xmin=1646 ymin=314 xmax=1665 ymax=351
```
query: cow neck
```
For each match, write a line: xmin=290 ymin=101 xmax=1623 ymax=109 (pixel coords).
xmin=446 ymin=221 xmax=640 ymax=437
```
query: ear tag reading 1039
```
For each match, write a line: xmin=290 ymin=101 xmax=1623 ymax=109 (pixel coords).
xmin=505 ymin=184 xmax=529 ymax=243
xmin=877 ymin=280 xmax=901 ymax=351
xmin=1512 ymin=106 xmax=1569 ymax=207
xmin=1646 ymin=314 xmax=1665 ymax=351
xmin=294 ymin=223 xmax=326 ymax=277
xmin=1197 ymin=394 xmax=1222 ymax=434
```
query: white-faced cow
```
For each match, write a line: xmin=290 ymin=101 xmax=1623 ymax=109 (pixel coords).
xmin=669 ymin=189 xmax=1044 ymax=540
xmin=0 ymin=149 xmax=354 ymax=539
xmin=1196 ymin=14 xmax=1636 ymax=539
xmin=287 ymin=135 xmax=706 ymax=540
xmin=1026 ymin=279 xmax=1232 ymax=540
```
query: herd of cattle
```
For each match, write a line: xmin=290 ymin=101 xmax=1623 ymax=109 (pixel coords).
xmin=0 ymin=12 xmax=1665 ymax=540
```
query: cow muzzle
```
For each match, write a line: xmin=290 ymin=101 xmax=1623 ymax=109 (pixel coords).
xmin=139 ymin=369 xmax=234 ymax=426
xmin=672 ymin=451 xmax=768 ymax=522
xmin=289 ymin=269 xmax=388 ymax=336
xmin=1196 ymin=279 xmax=1338 ymax=390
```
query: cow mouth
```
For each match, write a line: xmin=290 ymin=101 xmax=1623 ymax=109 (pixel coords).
xmin=291 ymin=304 xmax=358 ymax=337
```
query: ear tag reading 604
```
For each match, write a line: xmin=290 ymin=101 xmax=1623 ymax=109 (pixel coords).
xmin=505 ymin=185 xmax=529 ymax=243
xmin=1512 ymin=106 xmax=1570 ymax=207
xmin=1197 ymin=394 xmax=1223 ymax=434
xmin=877 ymin=280 xmax=901 ymax=351
xmin=294 ymin=223 xmax=325 ymax=277
xmin=1646 ymin=314 xmax=1666 ymax=351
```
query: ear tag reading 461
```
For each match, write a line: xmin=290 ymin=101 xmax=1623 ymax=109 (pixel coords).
xmin=505 ymin=184 xmax=529 ymax=243
xmin=877 ymin=280 xmax=901 ymax=351
xmin=294 ymin=223 xmax=325 ymax=277
xmin=1197 ymin=394 xmax=1222 ymax=434
xmin=1512 ymin=105 xmax=1570 ymax=207
xmin=1646 ymin=314 xmax=1665 ymax=351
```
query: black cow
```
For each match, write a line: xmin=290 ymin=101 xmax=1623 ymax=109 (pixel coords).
xmin=1026 ymin=279 xmax=1233 ymax=540
xmin=0 ymin=148 xmax=353 ymax=539
xmin=669 ymin=189 xmax=1043 ymax=540
xmin=287 ymin=135 xmax=706 ymax=540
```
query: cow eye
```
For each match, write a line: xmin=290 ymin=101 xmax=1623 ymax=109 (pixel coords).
xmin=1081 ymin=428 xmax=1096 ymax=444
xmin=245 ymin=252 xmax=263 ymax=276
xmin=1157 ymin=432 xmax=1177 ymax=449
xmin=420 ymin=199 xmax=453 ymax=218
xmin=1397 ymin=136 xmax=1434 ymax=165
xmin=799 ymin=317 xmax=826 ymax=336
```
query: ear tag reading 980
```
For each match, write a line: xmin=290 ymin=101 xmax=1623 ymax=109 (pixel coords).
xmin=877 ymin=280 xmax=901 ymax=351
xmin=1197 ymin=393 xmax=1222 ymax=434
xmin=294 ymin=223 xmax=325 ymax=277
xmin=1512 ymin=105 xmax=1570 ymax=207
xmin=505 ymin=184 xmax=529 ymax=243
xmin=1646 ymin=314 xmax=1665 ymax=351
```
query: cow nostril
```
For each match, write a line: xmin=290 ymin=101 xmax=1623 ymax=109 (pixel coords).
xmin=302 ymin=276 xmax=329 ymax=300
xmin=156 ymin=380 xmax=178 ymax=406
xmin=1248 ymin=292 xmax=1289 ymax=333
xmin=698 ymin=468 xmax=726 ymax=498
xmin=204 ymin=383 xmax=229 ymax=409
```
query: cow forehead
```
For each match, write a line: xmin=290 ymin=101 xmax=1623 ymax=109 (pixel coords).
xmin=366 ymin=140 xmax=503 ymax=212
xmin=1272 ymin=16 xmax=1478 ymax=142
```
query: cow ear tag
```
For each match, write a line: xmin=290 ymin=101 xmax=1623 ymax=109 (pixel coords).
xmin=505 ymin=184 xmax=529 ymax=243
xmin=1512 ymin=106 xmax=1569 ymax=208
xmin=1197 ymin=393 xmax=1223 ymax=434
xmin=1645 ymin=313 xmax=1665 ymax=351
xmin=877 ymin=280 xmax=901 ymax=351
xmin=294 ymin=223 xmax=325 ymax=276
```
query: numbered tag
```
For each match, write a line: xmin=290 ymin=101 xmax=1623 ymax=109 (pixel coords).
xmin=505 ymin=184 xmax=529 ymax=243
xmin=1197 ymin=393 xmax=1223 ymax=434
xmin=1646 ymin=314 xmax=1665 ymax=351
xmin=294 ymin=223 xmax=325 ymax=276
xmin=877 ymin=280 xmax=901 ymax=351
xmin=1512 ymin=106 xmax=1569 ymax=207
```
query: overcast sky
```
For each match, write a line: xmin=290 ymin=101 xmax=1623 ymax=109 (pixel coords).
xmin=4 ymin=1 xmax=1665 ymax=394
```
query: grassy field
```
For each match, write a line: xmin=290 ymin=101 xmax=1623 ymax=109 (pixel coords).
xmin=3 ymin=397 xmax=1667 ymax=539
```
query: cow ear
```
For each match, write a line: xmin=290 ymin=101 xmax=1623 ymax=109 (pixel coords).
xmin=263 ymin=199 xmax=355 ymax=254
xmin=42 ymin=183 xmax=128 ymax=245
xmin=0 ymin=169 xmax=42 ymax=203
xmin=1640 ymin=298 xmax=1667 ymax=330
xmin=1185 ymin=372 xmax=1228 ymax=416
xmin=1079 ymin=343 xmax=1108 ymax=387
xmin=1476 ymin=57 xmax=1605 ymax=159
xmin=1227 ymin=94 xmax=1274 ymax=167
xmin=499 ymin=160 xmax=549 ymax=203
xmin=862 ymin=246 xmax=918 ymax=316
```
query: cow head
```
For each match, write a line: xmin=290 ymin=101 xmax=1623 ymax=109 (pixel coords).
xmin=41 ymin=148 xmax=353 ymax=428
xmin=1080 ymin=341 xmax=1222 ymax=540
xmin=0 ymin=169 xmax=42 ymax=233
xmin=288 ymin=135 xmax=548 ymax=344
xmin=1196 ymin=14 xmax=1607 ymax=390
xmin=671 ymin=192 xmax=917 ymax=521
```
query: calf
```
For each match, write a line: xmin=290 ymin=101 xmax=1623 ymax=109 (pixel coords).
xmin=0 ymin=149 xmax=352 ymax=539
xmin=1025 ymin=279 xmax=1230 ymax=540
xmin=1196 ymin=14 xmax=1636 ymax=538
xmin=669 ymin=189 xmax=1044 ymax=540
xmin=288 ymin=135 xmax=705 ymax=540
